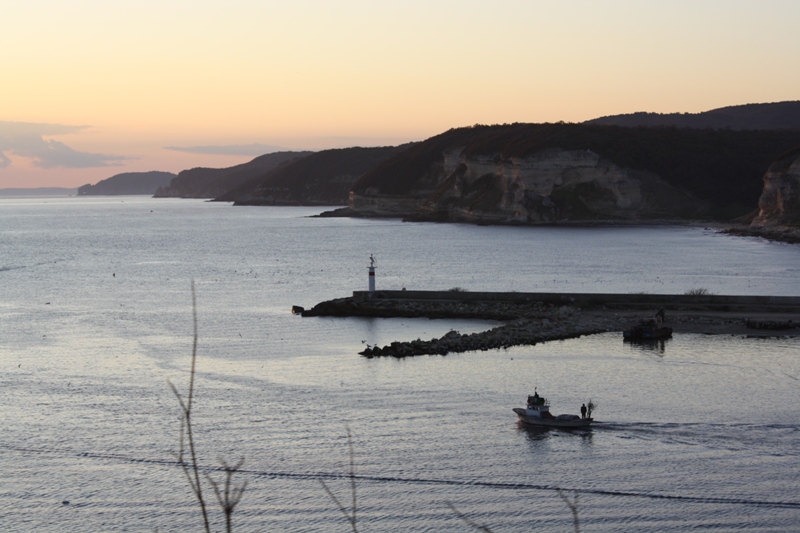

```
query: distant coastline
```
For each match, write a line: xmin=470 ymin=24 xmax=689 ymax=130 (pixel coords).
xmin=0 ymin=187 xmax=78 ymax=197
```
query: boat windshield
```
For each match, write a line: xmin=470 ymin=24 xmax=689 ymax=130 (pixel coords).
xmin=527 ymin=395 xmax=546 ymax=407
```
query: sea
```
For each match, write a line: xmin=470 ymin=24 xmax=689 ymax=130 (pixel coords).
xmin=1 ymin=196 xmax=799 ymax=532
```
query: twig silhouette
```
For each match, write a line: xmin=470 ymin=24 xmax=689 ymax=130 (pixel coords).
xmin=206 ymin=459 xmax=248 ymax=533
xmin=557 ymin=488 xmax=580 ymax=533
xmin=168 ymin=281 xmax=210 ymax=532
xmin=320 ymin=427 xmax=358 ymax=532
xmin=168 ymin=280 xmax=247 ymax=532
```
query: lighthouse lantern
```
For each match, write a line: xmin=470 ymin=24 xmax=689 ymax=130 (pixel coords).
xmin=368 ymin=254 xmax=376 ymax=292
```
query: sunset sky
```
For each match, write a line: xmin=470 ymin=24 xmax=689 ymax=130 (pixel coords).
xmin=2 ymin=0 xmax=799 ymax=188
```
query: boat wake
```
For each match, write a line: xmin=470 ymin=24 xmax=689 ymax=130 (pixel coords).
xmin=593 ymin=421 xmax=800 ymax=455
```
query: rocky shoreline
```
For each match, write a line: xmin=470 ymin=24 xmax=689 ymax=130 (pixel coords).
xmin=316 ymin=202 xmax=800 ymax=245
xmin=721 ymin=224 xmax=800 ymax=244
xmin=301 ymin=293 xmax=800 ymax=358
xmin=318 ymin=211 xmax=800 ymax=246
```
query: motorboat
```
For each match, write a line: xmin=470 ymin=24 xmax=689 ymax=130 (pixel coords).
xmin=513 ymin=394 xmax=593 ymax=428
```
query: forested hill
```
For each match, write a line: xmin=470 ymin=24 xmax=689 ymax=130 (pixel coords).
xmin=78 ymin=171 xmax=176 ymax=195
xmin=217 ymin=145 xmax=409 ymax=206
xmin=585 ymin=101 xmax=800 ymax=130
xmin=154 ymin=151 xmax=311 ymax=199
xmin=345 ymin=123 xmax=800 ymax=223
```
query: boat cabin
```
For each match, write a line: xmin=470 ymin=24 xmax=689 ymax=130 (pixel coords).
xmin=515 ymin=393 xmax=590 ymax=427
xmin=526 ymin=394 xmax=555 ymax=419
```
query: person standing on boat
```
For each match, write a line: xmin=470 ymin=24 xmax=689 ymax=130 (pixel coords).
xmin=528 ymin=389 xmax=540 ymax=408
xmin=581 ymin=403 xmax=587 ymax=419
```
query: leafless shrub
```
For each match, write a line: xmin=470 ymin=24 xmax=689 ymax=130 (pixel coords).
xmin=207 ymin=459 xmax=248 ymax=533
xmin=684 ymin=287 xmax=714 ymax=295
xmin=168 ymin=281 xmax=247 ymax=533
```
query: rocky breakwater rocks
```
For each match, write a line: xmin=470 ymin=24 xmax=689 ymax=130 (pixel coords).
xmin=360 ymin=316 xmax=616 ymax=358
xmin=301 ymin=296 xmax=623 ymax=357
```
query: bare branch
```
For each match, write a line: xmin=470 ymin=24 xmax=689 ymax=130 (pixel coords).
xmin=169 ymin=281 xmax=252 ymax=532
xmin=206 ymin=459 xmax=248 ymax=533
xmin=557 ymin=488 xmax=580 ymax=533
xmin=169 ymin=280 xmax=210 ymax=533
xmin=167 ymin=380 xmax=188 ymax=414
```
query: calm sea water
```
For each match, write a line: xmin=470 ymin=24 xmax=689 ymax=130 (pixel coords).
xmin=1 ymin=196 xmax=799 ymax=532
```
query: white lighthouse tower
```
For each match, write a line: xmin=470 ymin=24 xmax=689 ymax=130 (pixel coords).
xmin=368 ymin=254 xmax=376 ymax=293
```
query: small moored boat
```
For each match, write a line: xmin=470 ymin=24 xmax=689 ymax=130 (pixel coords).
xmin=623 ymin=308 xmax=672 ymax=341
xmin=623 ymin=319 xmax=673 ymax=341
xmin=513 ymin=393 xmax=593 ymax=428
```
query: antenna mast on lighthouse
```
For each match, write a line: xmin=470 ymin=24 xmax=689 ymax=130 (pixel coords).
xmin=368 ymin=254 xmax=376 ymax=293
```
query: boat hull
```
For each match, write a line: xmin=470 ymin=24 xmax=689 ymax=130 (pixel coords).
xmin=623 ymin=325 xmax=673 ymax=341
xmin=513 ymin=408 xmax=593 ymax=428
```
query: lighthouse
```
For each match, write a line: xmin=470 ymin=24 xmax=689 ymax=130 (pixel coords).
xmin=368 ymin=254 xmax=376 ymax=292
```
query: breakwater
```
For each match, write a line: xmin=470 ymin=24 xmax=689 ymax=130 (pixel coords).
xmin=301 ymin=290 xmax=800 ymax=357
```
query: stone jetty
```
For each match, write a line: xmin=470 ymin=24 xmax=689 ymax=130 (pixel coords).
xmin=301 ymin=290 xmax=800 ymax=357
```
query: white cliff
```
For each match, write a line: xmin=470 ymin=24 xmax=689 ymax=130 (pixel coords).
xmin=345 ymin=147 xmax=704 ymax=223
xmin=752 ymin=149 xmax=800 ymax=227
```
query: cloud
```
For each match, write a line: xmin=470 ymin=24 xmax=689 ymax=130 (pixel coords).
xmin=0 ymin=121 xmax=128 ymax=169
xmin=163 ymin=143 xmax=288 ymax=156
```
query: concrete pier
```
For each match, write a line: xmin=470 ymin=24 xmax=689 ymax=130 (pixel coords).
xmin=350 ymin=290 xmax=800 ymax=313
xmin=301 ymin=290 xmax=800 ymax=357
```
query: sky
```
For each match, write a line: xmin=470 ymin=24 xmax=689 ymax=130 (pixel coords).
xmin=2 ymin=0 xmax=799 ymax=188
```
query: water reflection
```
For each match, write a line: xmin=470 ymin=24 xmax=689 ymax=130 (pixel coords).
xmin=517 ymin=422 xmax=594 ymax=443
xmin=624 ymin=337 xmax=670 ymax=355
